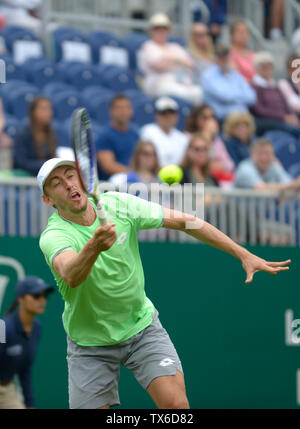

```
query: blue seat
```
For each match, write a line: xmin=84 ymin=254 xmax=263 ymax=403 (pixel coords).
xmin=88 ymin=31 xmax=128 ymax=65
xmin=84 ymin=94 xmax=111 ymax=124
xmin=81 ymin=85 xmax=114 ymax=105
xmin=52 ymin=27 xmax=91 ymax=62
xmin=5 ymin=84 xmax=39 ymax=119
xmin=62 ymin=63 xmax=102 ymax=90
xmin=123 ymin=32 xmax=149 ymax=70
xmin=132 ymin=98 xmax=155 ymax=126
xmin=0 ymin=56 xmax=25 ymax=81
xmin=288 ymin=163 xmax=300 ymax=178
xmin=0 ymin=25 xmax=40 ymax=52
xmin=168 ymin=36 xmax=185 ymax=47
xmin=169 ymin=96 xmax=192 ymax=130
xmin=3 ymin=114 xmax=19 ymax=140
xmin=51 ymin=89 xmax=82 ymax=121
xmin=42 ymin=81 xmax=74 ymax=98
xmin=101 ymin=67 xmax=137 ymax=91
xmin=263 ymin=130 xmax=297 ymax=152
xmin=276 ymin=141 xmax=300 ymax=170
xmin=52 ymin=120 xmax=70 ymax=147
xmin=23 ymin=58 xmax=61 ymax=88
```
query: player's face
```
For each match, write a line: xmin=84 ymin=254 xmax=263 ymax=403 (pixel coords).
xmin=42 ymin=166 xmax=88 ymax=215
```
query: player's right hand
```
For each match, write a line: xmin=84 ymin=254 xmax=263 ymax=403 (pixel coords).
xmin=92 ymin=222 xmax=117 ymax=252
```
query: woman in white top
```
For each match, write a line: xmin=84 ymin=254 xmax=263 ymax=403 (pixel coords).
xmin=138 ymin=13 xmax=202 ymax=106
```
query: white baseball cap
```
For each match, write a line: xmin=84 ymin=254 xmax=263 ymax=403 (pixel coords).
xmin=155 ymin=97 xmax=178 ymax=112
xmin=37 ymin=158 xmax=75 ymax=193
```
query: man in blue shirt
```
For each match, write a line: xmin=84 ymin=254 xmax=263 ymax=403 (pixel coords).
xmin=201 ymin=44 xmax=256 ymax=121
xmin=96 ymin=94 xmax=139 ymax=181
xmin=0 ymin=276 xmax=53 ymax=409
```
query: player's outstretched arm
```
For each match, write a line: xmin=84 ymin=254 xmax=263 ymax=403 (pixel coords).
xmin=52 ymin=223 xmax=117 ymax=288
xmin=162 ymin=208 xmax=291 ymax=284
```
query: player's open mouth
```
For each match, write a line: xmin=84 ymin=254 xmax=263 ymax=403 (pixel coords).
xmin=70 ymin=191 xmax=81 ymax=200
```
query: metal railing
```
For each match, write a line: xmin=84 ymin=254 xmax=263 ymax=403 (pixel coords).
xmin=0 ymin=177 xmax=299 ymax=246
xmin=42 ymin=0 xmax=210 ymax=43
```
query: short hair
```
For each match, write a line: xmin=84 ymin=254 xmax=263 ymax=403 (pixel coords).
xmin=223 ymin=112 xmax=255 ymax=139
xmin=109 ymin=94 xmax=130 ymax=109
xmin=215 ymin=44 xmax=230 ymax=57
xmin=254 ymin=51 xmax=274 ymax=69
xmin=250 ymin=137 xmax=273 ymax=152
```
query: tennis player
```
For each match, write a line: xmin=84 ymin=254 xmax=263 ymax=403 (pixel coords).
xmin=38 ymin=158 xmax=290 ymax=409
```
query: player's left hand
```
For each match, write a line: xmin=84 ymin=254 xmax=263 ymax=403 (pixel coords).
xmin=241 ymin=254 xmax=291 ymax=284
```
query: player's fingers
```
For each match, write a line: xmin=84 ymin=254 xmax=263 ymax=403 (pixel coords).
xmin=264 ymin=265 xmax=289 ymax=274
xmin=245 ymin=270 xmax=255 ymax=284
xmin=266 ymin=260 xmax=291 ymax=267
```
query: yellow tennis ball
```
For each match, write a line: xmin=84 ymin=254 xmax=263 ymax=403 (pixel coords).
xmin=158 ymin=165 xmax=183 ymax=185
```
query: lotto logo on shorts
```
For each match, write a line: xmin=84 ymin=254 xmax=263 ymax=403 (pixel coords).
xmin=159 ymin=358 xmax=175 ymax=367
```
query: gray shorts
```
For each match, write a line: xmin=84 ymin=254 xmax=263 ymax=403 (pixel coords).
xmin=66 ymin=308 xmax=183 ymax=409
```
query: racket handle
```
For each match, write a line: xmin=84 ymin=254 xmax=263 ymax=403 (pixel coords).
xmin=96 ymin=201 xmax=108 ymax=225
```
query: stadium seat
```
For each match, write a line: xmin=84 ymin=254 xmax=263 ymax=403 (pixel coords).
xmin=263 ymin=130 xmax=297 ymax=152
xmin=81 ymin=85 xmax=114 ymax=106
xmin=288 ymin=163 xmax=300 ymax=178
xmin=0 ymin=55 xmax=26 ymax=81
xmin=23 ymin=58 xmax=61 ymax=88
xmin=61 ymin=63 xmax=102 ymax=90
xmin=101 ymin=67 xmax=137 ymax=91
xmin=88 ymin=31 xmax=129 ymax=67
xmin=3 ymin=114 xmax=19 ymax=140
xmin=5 ymin=84 xmax=39 ymax=119
xmin=52 ymin=120 xmax=70 ymax=147
xmin=276 ymin=141 xmax=300 ymax=170
xmin=123 ymin=32 xmax=149 ymax=70
xmin=132 ymin=98 xmax=155 ymax=126
xmin=0 ymin=26 xmax=43 ymax=64
xmin=52 ymin=27 xmax=92 ymax=62
xmin=51 ymin=89 xmax=82 ymax=121
xmin=84 ymin=93 xmax=111 ymax=124
xmin=42 ymin=81 xmax=74 ymax=98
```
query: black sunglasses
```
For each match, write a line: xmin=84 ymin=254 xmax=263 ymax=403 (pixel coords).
xmin=31 ymin=292 xmax=48 ymax=300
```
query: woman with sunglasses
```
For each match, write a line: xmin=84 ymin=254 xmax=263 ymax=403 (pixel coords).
xmin=188 ymin=22 xmax=214 ymax=81
xmin=0 ymin=276 xmax=54 ymax=409
xmin=109 ymin=141 xmax=160 ymax=187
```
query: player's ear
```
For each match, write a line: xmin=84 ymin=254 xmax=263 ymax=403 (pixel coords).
xmin=42 ymin=193 xmax=55 ymax=207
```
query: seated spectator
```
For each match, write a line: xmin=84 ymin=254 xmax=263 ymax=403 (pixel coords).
xmin=202 ymin=0 xmax=227 ymax=44
xmin=235 ymin=138 xmax=300 ymax=190
xmin=13 ymin=96 xmax=56 ymax=176
xmin=140 ymin=97 xmax=188 ymax=167
xmin=188 ymin=22 xmax=214 ymax=81
xmin=251 ymin=51 xmax=300 ymax=136
xmin=230 ymin=20 xmax=256 ymax=83
xmin=138 ymin=13 xmax=202 ymax=105
xmin=0 ymin=98 xmax=13 ymax=170
xmin=180 ymin=133 xmax=219 ymax=186
xmin=278 ymin=53 xmax=300 ymax=116
xmin=0 ymin=0 xmax=42 ymax=35
xmin=96 ymin=94 xmax=139 ymax=181
xmin=264 ymin=0 xmax=284 ymax=41
xmin=201 ymin=44 xmax=256 ymax=121
xmin=109 ymin=141 xmax=160 ymax=186
xmin=223 ymin=112 xmax=255 ymax=167
xmin=185 ymin=104 xmax=235 ymax=174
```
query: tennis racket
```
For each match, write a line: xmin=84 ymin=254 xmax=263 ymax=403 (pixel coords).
xmin=71 ymin=107 xmax=108 ymax=225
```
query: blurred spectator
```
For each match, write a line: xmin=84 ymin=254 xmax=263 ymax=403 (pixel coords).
xmin=138 ymin=13 xmax=202 ymax=105
xmin=13 ymin=96 xmax=57 ymax=176
xmin=188 ymin=22 xmax=214 ymax=81
xmin=201 ymin=44 xmax=256 ymax=121
xmin=0 ymin=0 xmax=42 ymax=35
xmin=185 ymin=104 xmax=234 ymax=177
xmin=202 ymin=0 xmax=227 ymax=44
xmin=251 ymin=51 xmax=300 ymax=136
xmin=140 ymin=97 xmax=188 ymax=167
xmin=235 ymin=138 xmax=300 ymax=190
xmin=0 ymin=98 xmax=13 ymax=170
xmin=278 ymin=53 xmax=300 ymax=116
xmin=264 ymin=0 xmax=284 ymax=41
xmin=230 ymin=20 xmax=256 ymax=83
xmin=109 ymin=141 xmax=160 ymax=186
xmin=0 ymin=276 xmax=54 ymax=409
xmin=96 ymin=94 xmax=139 ymax=181
xmin=180 ymin=133 xmax=219 ymax=186
xmin=223 ymin=112 xmax=256 ymax=167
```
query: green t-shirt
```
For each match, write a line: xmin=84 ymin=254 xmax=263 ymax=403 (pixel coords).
xmin=39 ymin=192 xmax=163 ymax=346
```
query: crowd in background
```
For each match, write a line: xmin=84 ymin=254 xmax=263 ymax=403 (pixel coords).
xmin=0 ymin=2 xmax=300 ymax=194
